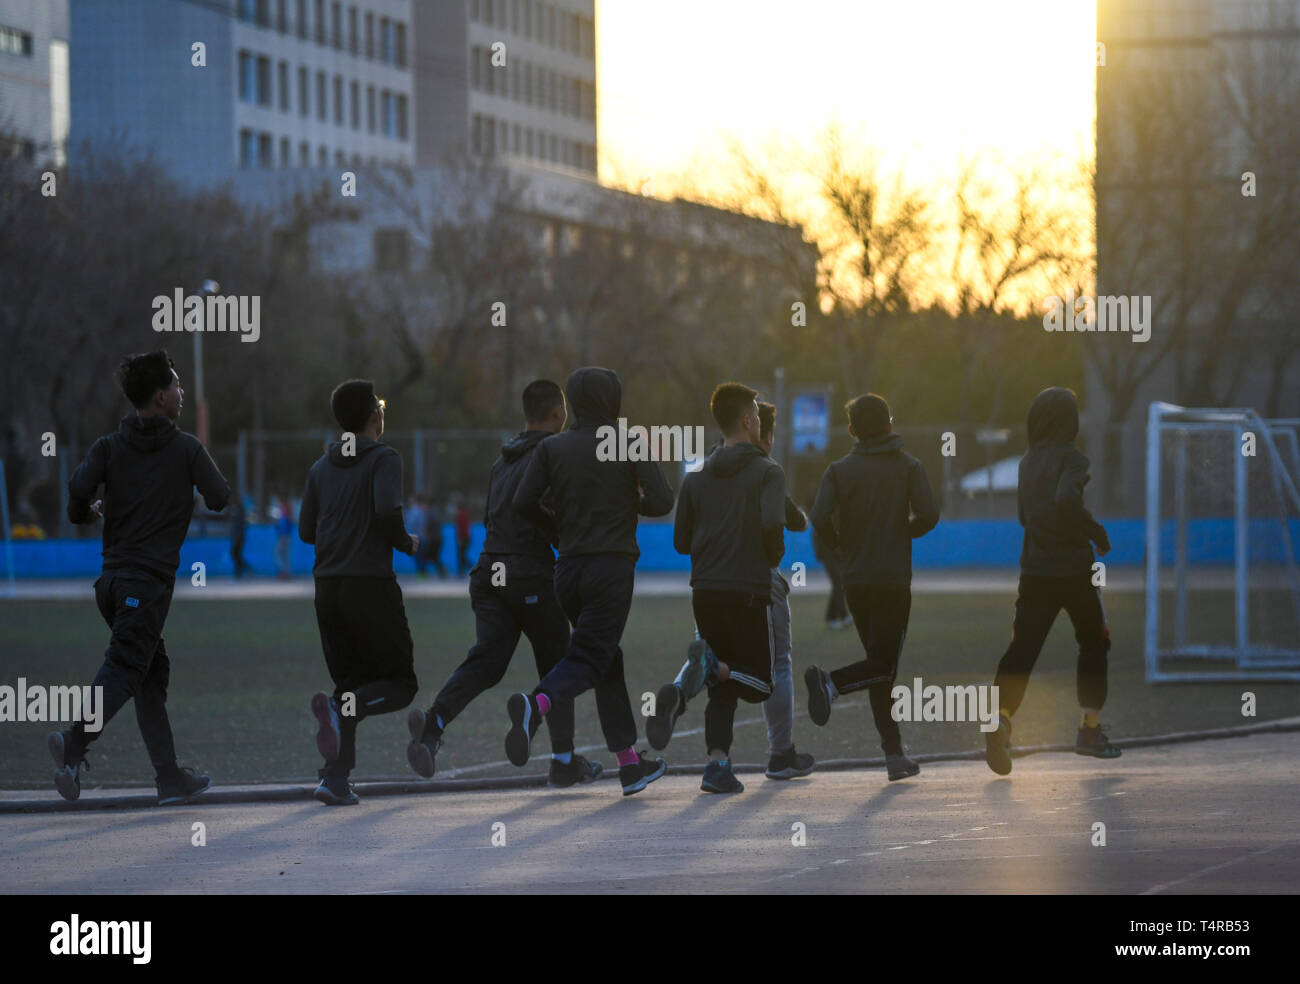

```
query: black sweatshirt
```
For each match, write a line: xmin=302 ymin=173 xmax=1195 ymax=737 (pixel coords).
xmin=1017 ymin=387 xmax=1110 ymax=576
xmin=480 ymin=429 xmax=558 ymax=578
xmin=299 ymin=436 xmax=415 ymax=578
xmin=514 ymin=367 xmax=674 ymax=559
xmin=810 ymin=431 xmax=938 ymax=586
xmin=674 ymin=442 xmax=787 ymax=598
xmin=67 ymin=414 xmax=230 ymax=581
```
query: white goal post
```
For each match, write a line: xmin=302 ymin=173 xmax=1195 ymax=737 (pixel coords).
xmin=1145 ymin=402 xmax=1300 ymax=682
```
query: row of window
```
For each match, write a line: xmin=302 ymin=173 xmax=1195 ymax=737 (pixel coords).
xmin=0 ymin=23 xmax=33 ymax=56
xmin=238 ymin=51 xmax=409 ymax=139
xmin=470 ymin=46 xmax=595 ymax=123
xmin=471 ymin=0 xmax=594 ymax=61
xmin=471 ymin=113 xmax=595 ymax=172
xmin=238 ymin=128 xmax=399 ymax=170
xmin=238 ymin=0 xmax=407 ymax=67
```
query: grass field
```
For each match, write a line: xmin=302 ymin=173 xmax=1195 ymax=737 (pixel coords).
xmin=2 ymin=588 xmax=1297 ymax=789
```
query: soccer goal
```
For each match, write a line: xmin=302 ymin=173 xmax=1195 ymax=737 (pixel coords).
xmin=1145 ymin=402 xmax=1300 ymax=682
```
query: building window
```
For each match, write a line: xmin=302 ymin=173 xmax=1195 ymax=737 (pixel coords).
xmin=380 ymin=17 xmax=395 ymax=64
xmin=524 ymin=62 xmax=532 ymax=104
xmin=512 ymin=123 xmax=520 ymax=152
xmin=333 ymin=75 xmax=343 ymax=124
xmin=238 ymin=51 xmax=255 ymax=102
xmin=316 ymin=71 xmax=327 ymax=120
xmin=299 ymin=140 xmax=310 ymax=165
xmin=471 ymin=0 xmax=480 ymax=23
xmin=366 ymin=85 xmax=376 ymax=132
xmin=239 ymin=0 xmax=255 ymax=22
xmin=350 ymin=80 xmax=359 ymax=129
xmin=381 ymin=90 xmax=397 ymax=138
xmin=395 ymin=22 xmax=406 ymax=67
xmin=258 ymin=132 xmax=273 ymax=166
xmin=331 ymin=2 xmax=342 ymax=49
xmin=298 ymin=66 xmax=309 ymax=115
xmin=397 ymin=94 xmax=409 ymax=140
xmin=314 ymin=0 xmax=325 ymax=44
xmin=275 ymin=0 xmax=287 ymax=32
xmin=277 ymin=61 xmax=289 ymax=111
xmin=335 ymin=149 xmax=346 ymax=166
xmin=279 ymin=136 xmax=290 ymax=166
xmin=364 ymin=12 xmax=374 ymax=58
xmin=348 ymin=5 xmax=358 ymax=54
xmin=239 ymin=128 xmax=256 ymax=167
xmin=374 ymin=228 xmax=409 ymax=272
xmin=318 ymin=145 xmax=328 ymax=165
xmin=256 ymin=56 xmax=271 ymax=106
xmin=296 ymin=0 xmax=307 ymax=39
xmin=471 ymin=46 xmax=481 ymax=89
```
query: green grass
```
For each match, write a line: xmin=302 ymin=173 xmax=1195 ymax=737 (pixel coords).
xmin=1 ymin=590 xmax=1296 ymax=788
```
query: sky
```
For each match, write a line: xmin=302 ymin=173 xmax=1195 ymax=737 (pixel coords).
xmin=595 ymin=0 xmax=1097 ymax=197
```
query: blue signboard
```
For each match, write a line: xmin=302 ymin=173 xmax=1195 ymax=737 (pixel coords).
xmin=791 ymin=392 xmax=830 ymax=453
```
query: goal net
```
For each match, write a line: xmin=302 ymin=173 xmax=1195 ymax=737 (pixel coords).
xmin=1145 ymin=402 xmax=1300 ymax=682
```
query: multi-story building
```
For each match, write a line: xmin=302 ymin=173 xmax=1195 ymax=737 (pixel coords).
xmin=1090 ymin=0 xmax=1300 ymax=511
xmin=0 ymin=0 xmax=69 ymax=165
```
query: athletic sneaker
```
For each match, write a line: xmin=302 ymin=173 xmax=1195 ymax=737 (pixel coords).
xmin=1075 ymin=725 xmax=1122 ymax=759
xmin=311 ymin=691 xmax=341 ymax=761
xmin=701 ymin=758 xmax=744 ymax=794
xmin=504 ymin=692 xmax=542 ymax=767
xmin=548 ymin=754 xmax=604 ymax=788
xmin=406 ymin=707 xmax=443 ymax=779
xmin=619 ymin=752 xmax=667 ymax=796
xmin=677 ymin=638 xmax=717 ymax=700
xmin=314 ymin=775 xmax=359 ymax=806
xmin=765 ymin=746 xmax=815 ymax=780
xmin=157 ymin=768 xmax=212 ymax=806
xmin=886 ymin=753 xmax=921 ymax=781
xmin=985 ymin=713 xmax=1013 ymax=775
xmin=646 ymin=682 xmax=684 ymax=751
xmin=47 ymin=730 xmax=88 ymax=802
xmin=804 ymin=665 xmax=835 ymax=726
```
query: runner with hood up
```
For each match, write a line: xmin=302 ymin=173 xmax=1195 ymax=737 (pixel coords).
xmin=49 ymin=350 xmax=229 ymax=806
xmin=506 ymin=366 xmax=674 ymax=795
xmin=404 ymin=380 xmax=603 ymax=788
xmin=984 ymin=386 xmax=1118 ymax=774
xmin=299 ymin=379 xmax=420 ymax=805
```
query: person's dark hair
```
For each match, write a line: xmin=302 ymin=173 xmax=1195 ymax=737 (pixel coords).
xmin=710 ymin=382 xmax=759 ymax=434
xmin=118 ymin=350 xmax=176 ymax=409
xmin=845 ymin=393 xmax=892 ymax=439
xmin=522 ymin=379 xmax=564 ymax=424
xmin=757 ymin=401 xmax=777 ymax=442
xmin=330 ymin=379 xmax=379 ymax=432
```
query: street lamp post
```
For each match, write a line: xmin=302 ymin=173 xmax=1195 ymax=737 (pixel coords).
xmin=195 ymin=279 xmax=219 ymax=447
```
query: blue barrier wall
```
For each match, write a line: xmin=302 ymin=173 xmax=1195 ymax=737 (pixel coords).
xmin=6 ymin=518 xmax=1299 ymax=578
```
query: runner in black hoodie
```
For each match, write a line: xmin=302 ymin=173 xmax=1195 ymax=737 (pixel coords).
xmin=404 ymin=380 xmax=602 ymax=788
xmin=984 ymin=386 xmax=1118 ymax=775
xmin=299 ymin=380 xmax=420 ymax=805
xmin=805 ymin=393 xmax=939 ymax=781
xmin=671 ymin=383 xmax=788 ymax=794
xmin=505 ymin=366 xmax=673 ymax=796
xmin=49 ymin=351 xmax=228 ymax=805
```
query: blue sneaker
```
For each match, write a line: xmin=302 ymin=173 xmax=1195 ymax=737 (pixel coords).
xmin=48 ymin=731 xmax=88 ymax=802
xmin=677 ymin=638 xmax=717 ymax=700
xmin=314 ymin=775 xmax=359 ymax=806
xmin=701 ymin=758 xmax=744 ymax=794
xmin=1076 ymin=724 xmax=1122 ymax=759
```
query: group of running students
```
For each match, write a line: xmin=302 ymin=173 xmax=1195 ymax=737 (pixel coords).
xmin=46 ymin=350 xmax=1120 ymax=806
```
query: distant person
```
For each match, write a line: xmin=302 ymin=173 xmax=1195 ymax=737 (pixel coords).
xmin=274 ymin=495 xmax=293 ymax=579
xmin=423 ymin=500 xmax=447 ymax=578
xmin=49 ymin=350 xmax=228 ymax=805
xmin=983 ymin=386 xmax=1117 ymax=775
xmin=454 ymin=500 xmax=472 ymax=576
xmin=506 ymin=366 xmax=674 ymax=796
xmin=813 ymin=524 xmax=851 ymax=629
xmin=805 ymin=393 xmax=939 ymax=782
xmin=648 ymin=400 xmax=816 ymax=784
xmin=406 ymin=380 xmax=602 ymax=787
xmin=230 ymin=496 xmax=251 ymax=578
xmin=407 ymin=496 xmax=428 ymax=576
xmin=299 ymin=380 xmax=420 ymax=805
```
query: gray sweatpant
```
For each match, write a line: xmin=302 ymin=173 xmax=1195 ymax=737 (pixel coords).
xmin=763 ymin=569 xmax=794 ymax=754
